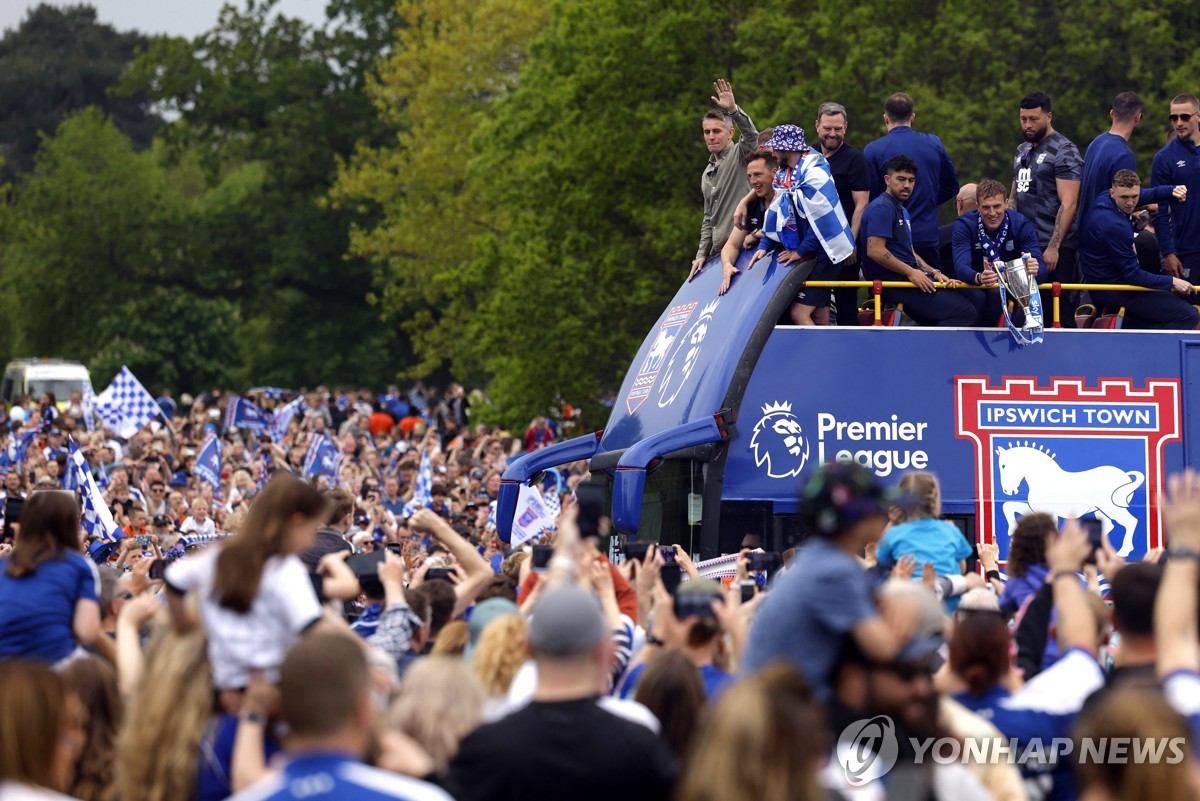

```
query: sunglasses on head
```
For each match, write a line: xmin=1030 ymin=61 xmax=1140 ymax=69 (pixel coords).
xmin=1169 ymin=113 xmax=1194 ymax=122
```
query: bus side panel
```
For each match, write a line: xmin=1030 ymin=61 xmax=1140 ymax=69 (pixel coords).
xmin=724 ymin=327 xmax=1198 ymax=564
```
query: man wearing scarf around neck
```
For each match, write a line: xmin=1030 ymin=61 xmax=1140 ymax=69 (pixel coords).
xmin=950 ymin=178 xmax=1045 ymax=327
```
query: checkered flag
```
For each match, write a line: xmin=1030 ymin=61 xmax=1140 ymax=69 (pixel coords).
xmin=94 ymin=366 xmax=162 ymax=439
xmin=82 ymin=380 xmax=98 ymax=431
xmin=69 ymin=439 xmax=120 ymax=541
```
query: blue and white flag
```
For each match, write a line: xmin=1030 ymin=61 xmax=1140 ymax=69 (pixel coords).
xmin=194 ymin=433 xmax=223 ymax=496
xmin=69 ymin=439 xmax=120 ymax=541
xmin=302 ymin=434 xmax=341 ymax=482
xmin=764 ymin=153 xmax=855 ymax=264
xmin=224 ymin=395 xmax=268 ymax=435
xmin=82 ymin=380 xmax=98 ymax=431
xmin=269 ymin=396 xmax=304 ymax=442
xmin=401 ymin=448 xmax=434 ymax=516
xmin=13 ymin=427 xmax=40 ymax=469
xmin=542 ymin=485 xmax=562 ymax=526
xmin=511 ymin=482 xmax=554 ymax=548
xmin=93 ymin=367 xmax=162 ymax=439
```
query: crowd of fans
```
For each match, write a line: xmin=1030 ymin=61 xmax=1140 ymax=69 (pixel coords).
xmin=0 ymin=376 xmax=1198 ymax=800
xmin=695 ymin=82 xmax=1200 ymax=330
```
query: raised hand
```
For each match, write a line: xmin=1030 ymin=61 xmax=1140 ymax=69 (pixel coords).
xmin=710 ymin=79 xmax=737 ymax=113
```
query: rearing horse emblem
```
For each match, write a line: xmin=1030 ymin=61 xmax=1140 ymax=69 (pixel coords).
xmin=996 ymin=442 xmax=1145 ymax=556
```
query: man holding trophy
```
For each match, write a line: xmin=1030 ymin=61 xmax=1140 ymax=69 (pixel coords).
xmin=950 ymin=179 xmax=1046 ymax=340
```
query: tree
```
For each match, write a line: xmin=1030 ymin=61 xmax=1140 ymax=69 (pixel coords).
xmin=331 ymin=0 xmax=550 ymax=389
xmin=0 ymin=109 xmax=240 ymax=390
xmin=0 ymin=4 xmax=161 ymax=183
xmin=463 ymin=0 xmax=750 ymax=426
xmin=117 ymin=0 xmax=404 ymax=388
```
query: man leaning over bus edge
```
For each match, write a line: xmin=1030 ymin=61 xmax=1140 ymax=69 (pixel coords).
xmin=747 ymin=124 xmax=856 ymax=325
xmin=718 ymin=150 xmax=778 ymax=295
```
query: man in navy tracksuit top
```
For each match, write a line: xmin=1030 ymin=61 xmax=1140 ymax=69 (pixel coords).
xmin=1077 ymin=92 xmax=1144 ymax=228
xmin=864 ymin=92 xmax=959 ymax=269
xmin=860 ymin=154 xmax=977 ymax=326
xmin=1152 ymin=93 xmax=1200 ymax=285
xmin=1079 ymin=169 xmax=1197 ymax=329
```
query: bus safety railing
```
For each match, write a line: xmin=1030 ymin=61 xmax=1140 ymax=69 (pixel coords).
xmin=798 ymin=281 xmax=1189 ymax=328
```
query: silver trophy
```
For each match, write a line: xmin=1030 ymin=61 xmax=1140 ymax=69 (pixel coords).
xmin=996 ymin=254 xmax=1041 ymax=330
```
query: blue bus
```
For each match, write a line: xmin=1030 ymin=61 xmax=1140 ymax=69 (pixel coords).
xmin=497 ymin=250 xmax=1200 ymax=567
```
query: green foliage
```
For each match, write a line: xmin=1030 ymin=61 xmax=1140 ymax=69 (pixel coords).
xmin=0 ymin=109 xmax=241 ymax=390
xmin=119 ymin=0 xmax=404 ymax=388
xmin=0 ymin=4 xmax=161 ymax=182
xmin=6 ymin=0 xmax=1200 ymax=419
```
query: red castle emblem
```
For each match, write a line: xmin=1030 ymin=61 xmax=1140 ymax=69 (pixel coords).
xmin=955 ymin=376 xmax=1181 ymax=562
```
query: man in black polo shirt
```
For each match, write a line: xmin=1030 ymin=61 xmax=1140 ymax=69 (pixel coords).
xmin=718 ymin=150 xmax=778 ymax=295
xmin=1011 ymin=91 xmax=1083 ymax=327
xmin=815 ymin=102 xmax=872 ymax=326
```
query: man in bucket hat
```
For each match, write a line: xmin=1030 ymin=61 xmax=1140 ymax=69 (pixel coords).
xmin=748 ymin=124 xmax=857 ymax=325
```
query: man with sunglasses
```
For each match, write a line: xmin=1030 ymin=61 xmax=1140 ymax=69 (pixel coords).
xmin=1151 ymin=94 xmax=1200 ymax=285
xmin=1012 ymin=92 xmax=1083 ymax=326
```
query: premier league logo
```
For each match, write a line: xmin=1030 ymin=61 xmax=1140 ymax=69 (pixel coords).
xmin=956 ymin=377 xmax=1181 ymax=562
xmin=750 ymin=401 xmax=810 ymax=479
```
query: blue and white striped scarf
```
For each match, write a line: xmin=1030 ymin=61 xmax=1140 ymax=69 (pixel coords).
xmin=762 ymin=152 xmax=855 ymax=263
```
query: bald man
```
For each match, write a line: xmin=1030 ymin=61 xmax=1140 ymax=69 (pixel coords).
xmin=939 ymin=183 xmax=978 ymax=269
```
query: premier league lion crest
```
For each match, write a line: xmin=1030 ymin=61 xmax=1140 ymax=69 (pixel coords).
xmin=750 ymin=401 xmax=809 ymax=479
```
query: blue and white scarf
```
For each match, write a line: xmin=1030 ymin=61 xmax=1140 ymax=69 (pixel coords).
xmin=979 ymin=212 xmax=1043 ymax=346
xmin=763 ymin=153 xmax=855 ymax=263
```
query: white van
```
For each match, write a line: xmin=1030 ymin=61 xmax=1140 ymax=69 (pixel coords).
xmin=1 ymin=359 xmax=91 ymax=409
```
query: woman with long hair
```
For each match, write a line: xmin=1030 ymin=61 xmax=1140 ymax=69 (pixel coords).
xmin=0 ymin=660 xmax=88 ymax=800
xmin=471 ymin=614 xmax=526 ymax=698
xmin=164 ymin=473 xmax=327 ymax=692
xmin=60 ymin=658 xmax=121 ymax=801
xmin=386 ymin=657 xmax=484 ymax=774
xmin=115 ymin=627 xmax=214 ymax=801
xmin=0 ymin=490 xmax=100 ymax=663
xmin=633 ymin=650 xmax=707 ymax=765
xmin=677 ymin=664 xmax=824 ymax=801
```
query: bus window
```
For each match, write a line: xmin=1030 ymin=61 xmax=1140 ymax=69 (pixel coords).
xmin=636 ymin=459 xmax=705 ymax=554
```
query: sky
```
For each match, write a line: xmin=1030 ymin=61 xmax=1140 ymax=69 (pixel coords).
xmin=1 ymin=0 xmax=331 ymax=38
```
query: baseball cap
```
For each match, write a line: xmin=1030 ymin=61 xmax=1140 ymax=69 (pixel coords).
xmin=527 ymin=584 xmax=607 ymax=655
xmin=799 ymin=461 xmax=902 ymax=538
xmin=465 ymin=597 xmax=520 ymax=661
